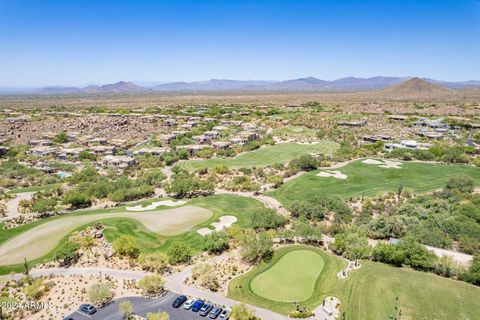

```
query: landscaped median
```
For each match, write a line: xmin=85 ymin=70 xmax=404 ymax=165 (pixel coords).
xmin=0 ymin=194 xmax=265 ymax=274
xmin=228 ymin=245 xmax=480 ymax=319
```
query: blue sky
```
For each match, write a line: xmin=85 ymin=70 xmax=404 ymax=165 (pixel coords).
xmin=0 ymin=0 xmax=479 ymax=86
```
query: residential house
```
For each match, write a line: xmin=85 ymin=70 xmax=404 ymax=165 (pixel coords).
xmin=101 ymin=155 xmax=136 ymax=169
xmin=133 ymin=147 xmax=168 ymax=156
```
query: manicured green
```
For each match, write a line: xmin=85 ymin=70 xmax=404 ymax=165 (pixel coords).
xmin=269 ymin=160 xmax=480 ymax=206
xmin=0 ymin=194 xmax=264 ymax=274
xmin=250 ymin=249 xmax=325 ymax=302
xmin=273 ymin=125 xmax=317 ymax=138
xmin=228 ymin=245 xmax=480 ymax=319
xmin=177 ymin=141 xmax=339 ymax=171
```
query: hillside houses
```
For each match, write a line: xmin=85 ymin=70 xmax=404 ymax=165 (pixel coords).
xmin=384 ymin=140 xmax=431 ymax=151
xmin=101 ymin=155 xmax=136 ymax=169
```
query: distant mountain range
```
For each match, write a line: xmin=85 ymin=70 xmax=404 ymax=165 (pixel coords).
xmin=1 ymin=77 xmax=480 ymax=95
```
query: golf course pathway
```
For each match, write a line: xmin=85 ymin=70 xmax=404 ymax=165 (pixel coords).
xmin=2 ymin=191 xmax=35 ymax=220
xmin=0 ymin=267 xmax=152 ymax=281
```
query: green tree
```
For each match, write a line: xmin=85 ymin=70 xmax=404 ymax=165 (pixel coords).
xmin=138 ymin=274 xmax=165 ymax=295
xmin=331 ymin=230 xmax=371 ymax=260
xmin=80 ymin=235 xmax=96 ymax=252
xmin=53 ymin=132 xmax=68 ymax=143
xmin=461 ymin=254 xmax=480 ymax=286
xmin=23 ymin=278 xmax=45 ymax=300
xmin=249 ymin=208 xmax=286 ymax=230
xmin=146 ymin=310 xmax=170 ymax=320
xmin=119 ymin=300 xmax=133 ymax=319
xmin=239 ymin=230 xmax=273 ymax=263
xmin=445 ymin=175 xmax=475 ymax=194
xmin=54 ymin=241 xmax=80 ymax=266
xmin=138 ymin=252 xmax=169 ymax=272
xmin=88 ymin=282 xmax=113 ymax=306
xmin=230 ymin=303 xmax=260 ymax=320
xmin=113 ymin=236 xmax=140 ymax=258
xmin=62 ymin=191 xmax=92 ymax=208
xmin=167 ymin=242 xmax=192 ymax=264
xmin=204 ymin=230 xmax=230 ymax=254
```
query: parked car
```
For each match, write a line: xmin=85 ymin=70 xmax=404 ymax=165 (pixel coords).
xmin=172 ymin=295 xmax=188 ymax=308
xmin=63 ymin=318 xmax=75 ymax=320
xmin=199 ymin=303 xmax=214 ymax=316
xmin=183 ymin=298 xmax=196 ymax=310
xmin=192 ymin=299 xmax=205 ymax=312
xmin=79 ymin=304 xmax=97 ymax=315
xmin=220 ymin=308 xmax=231 ymax=319
xmin=209 ymin=306 xmax=223 ymax=319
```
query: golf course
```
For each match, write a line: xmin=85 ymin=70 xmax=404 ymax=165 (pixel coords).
xmin=269 ymin=159 xmax=480 ymax=206
xmin=228 ymin=245 xmax=480 ymax=319
xmin=272 ymin=125 xmax=317 ymax=138
xmin=177 ymin=141 xmax=339 ymax=171
xmin=0 ymin=194 xmax=265 ymax=274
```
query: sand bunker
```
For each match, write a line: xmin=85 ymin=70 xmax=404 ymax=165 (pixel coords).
xmin=125 ymin=200 xmax=186 ymax=211
xmin=379 ymin=160 xmax=402 ymax=169
xmin=362 ymin=159 xmax=383 ymax=165
xmin=362 ymin=159 xmax=402 ymax=169
xmin=197 ymin=215 xmax=238 ymax=236
xmin=316 ymin=170 xmax=348 ymax=179
xmin=0 ymin=205 xmax=211 ymax=265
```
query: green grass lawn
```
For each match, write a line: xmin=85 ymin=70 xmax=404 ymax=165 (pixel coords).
xmin=250 ymin=249 xmax=325 ymax=302
xmin=273 ymin=125 xmax=317 ymax=138
xmin=228 ymin=245 xmax=480 ymax=319
xmin=0 ymin=194 xmax=264 ymax=275
xmin=269 ymin=160 xmax=480 ymax=206
xmin=177 ymin=141 xmax=339 ymax=172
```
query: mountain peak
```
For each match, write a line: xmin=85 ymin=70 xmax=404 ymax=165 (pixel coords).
xmin=376 ymin=77 xmax=456 ymax=100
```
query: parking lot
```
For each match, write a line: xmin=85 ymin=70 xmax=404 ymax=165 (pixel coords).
xmin=65 ymin=292 xmax=226 ymax=320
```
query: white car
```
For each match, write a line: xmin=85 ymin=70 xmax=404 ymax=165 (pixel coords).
xmin=183 ymin=298 xmax=196 ymax=310
xmin=220 ymin=308 xmax=231 ymax=319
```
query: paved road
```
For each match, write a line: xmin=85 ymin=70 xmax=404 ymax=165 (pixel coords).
xmin=67 ymin=292 xmax=212 ymax=320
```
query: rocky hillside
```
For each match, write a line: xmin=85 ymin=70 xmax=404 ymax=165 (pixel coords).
xmin=374 ymin=78 xmax=458 ymax=100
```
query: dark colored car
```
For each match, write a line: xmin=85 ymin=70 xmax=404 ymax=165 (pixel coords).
xmin=209 ymin=306 xmax=223 ymax=319
xmin=192 ymin=299 xmax=205 ymax=312
xmin=79 ymin=304 xmax=97 ymax=314
xmin=63 ymin=318 xmax=75 ymax=320
xmin=172 ymin=295 xmax=188 ymax=308
xmin=199 ymin=303 xmax=214 ymax=316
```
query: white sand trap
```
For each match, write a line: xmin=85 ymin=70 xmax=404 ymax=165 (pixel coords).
xmin=362 ymin=159 xmax=384 ymax=165
xmin=126 ymin=200 xmax=186 ymax=211
xmin=362 ymin=159 xmax=402 ymax=169
xmin=197 ymin=215 xmax=238 ymax=236
xmin=316 ymin=170 xmax=348 ymax=179
xmin=379 ymin=160 xmax=402 ymax=169
xmin=0 ymin=205 xmax=211 ymax=265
